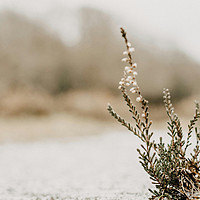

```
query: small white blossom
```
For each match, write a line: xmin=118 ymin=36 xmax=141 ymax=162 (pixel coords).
xmin=123 ymin=51 xmax=128 ymax=55
xmin=129 ymin=47 xmax=135 ymax=52
xmin=119 ymin=81 xmax=124 ymax=85
xmin=127 ymin=42 xmax=131 ymax=47
xmin=130 ymin=87 xmax=136 ymax=93
xmin=126 ymin=83 xmax=130 ymax=86
xmin=127 ymin=76 xmax=133 ymax=80
xmin=142 ymin=113 xmax=146 ymax=118
xmin=130 ymin=80 xmax=135 ymax=84
xmin=118 ymin=86 xmax=122 ymax=90
xmin=132 ymin=63 xmax=137 ymax=68
xmin=136 ymin=96 xmax=142 ymax=102
xmin=125 ymin=66 xmax=130 ymax=71
xmin=133 ymin=71 xmax=138 ymax=76
xmin=121 ymin=58 xmax=128 ymax=62
xmin=133 ymin=81 xmax=137 ymax=86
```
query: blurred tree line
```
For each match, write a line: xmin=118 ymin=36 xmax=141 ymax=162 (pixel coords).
xmin=0 ymin=8 xmax=199 ymax=103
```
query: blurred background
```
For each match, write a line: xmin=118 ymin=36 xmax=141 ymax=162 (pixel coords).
xmin=0 ymin=0 xmax=199 ymax=142
xmin=0 ymin=1 xmax=200 ymax=199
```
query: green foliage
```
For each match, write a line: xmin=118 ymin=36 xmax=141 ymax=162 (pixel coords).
xmin=107 ymin=28 xmax=200 ymax=199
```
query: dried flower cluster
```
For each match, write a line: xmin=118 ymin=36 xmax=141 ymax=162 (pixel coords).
xmin=107 ymin=27 xmax=200 ymax=199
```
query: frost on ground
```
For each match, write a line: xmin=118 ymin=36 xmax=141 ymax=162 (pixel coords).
xmin=0 ymin=132 xmax=154 ymax=200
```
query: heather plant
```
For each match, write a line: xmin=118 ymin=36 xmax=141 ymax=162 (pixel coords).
xmin=107 ymin=27 xmax=200 ymax=199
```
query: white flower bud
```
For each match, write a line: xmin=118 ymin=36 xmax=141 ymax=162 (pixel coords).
xmin=119 ymin=81 xmax=124 ymax=85
xmin=132 ymin=63 xmax=137 ymax=68
xmin=118 ymin=86 xmax=122 ymax=90
xmin=130 ymin=87 xmax=136 ymax=93
xmin=127 ymin=42 xmax=131 ymax=47
xmin=130 ymin=79 xmax=135 ymax=84
xmin=129 ymin=47 xmax=135 ymax=52
xmin=136 ymin=96 xmax=142 ymax=102
xmin=121 ymin=58 xmax=128 ymax=62
xmin=133 ymin=81 xmax=137 ymax=86
xmin=123 ymin=51 xmax=128 ymax=55
xmin=126 ymin=83 xmax=130 ymax=86
xmin=133 ymin=71 xmax=138 ymax=76
xmin=125 ymin=66 xmax=130 ymax=71
xmin=142 ymin=113 xmax=146 ymax=118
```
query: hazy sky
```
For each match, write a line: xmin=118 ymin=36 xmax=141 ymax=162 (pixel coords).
xmin=0 ymin=0 xmax=200 ymax=62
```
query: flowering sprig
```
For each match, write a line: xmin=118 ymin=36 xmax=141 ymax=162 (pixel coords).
xmin=108 ymin=27 xmax=157 ymax=197
xmin=119 ymin=28 xmax=140 ymax=96
xmin=107 ymin=27 xmax=200 ymax=199
xmin=119 ymin=28 xmax=149 ymax=121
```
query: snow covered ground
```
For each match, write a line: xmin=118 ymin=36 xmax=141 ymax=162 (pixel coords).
xmin=0 ymin=131 xmax=155 ymax=200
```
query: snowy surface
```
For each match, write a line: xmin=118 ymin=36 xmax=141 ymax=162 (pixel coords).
xmin=0 ymin=132 xmax=154 ymax=200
